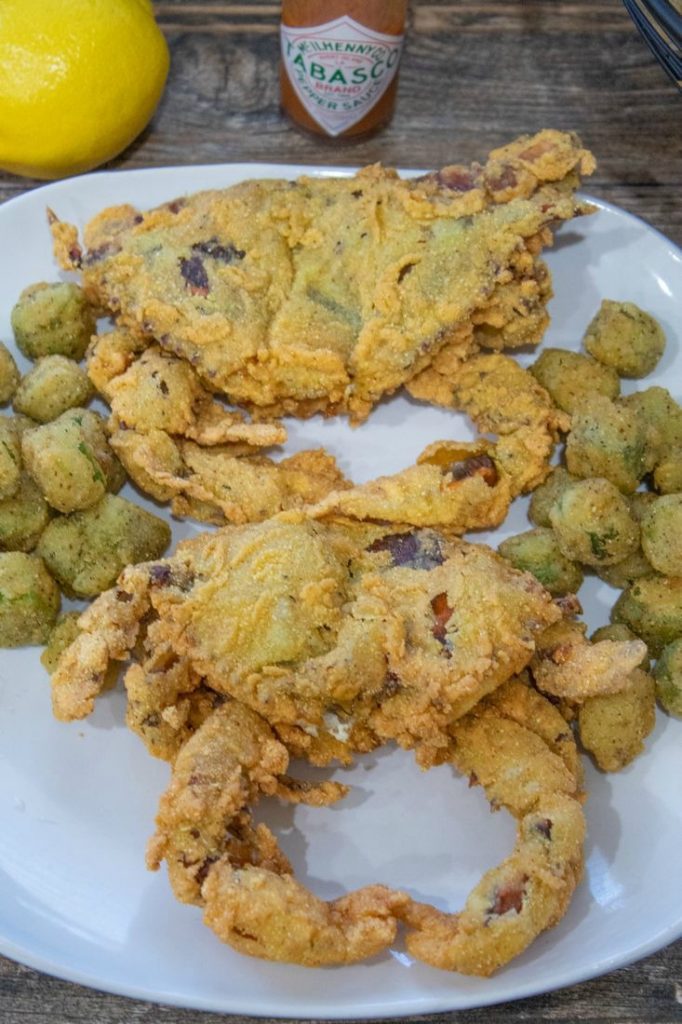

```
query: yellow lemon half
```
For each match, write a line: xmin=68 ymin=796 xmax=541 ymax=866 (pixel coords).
xmin=0 ymin=0 xmax=170 ymax=179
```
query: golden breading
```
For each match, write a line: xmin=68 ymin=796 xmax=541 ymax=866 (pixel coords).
xmin=146 ymin=700 xmax=408 ymax=967
xmin=310 ymin=355 xmax=567 ymax=534
xmin=110 ymin=427 xmax=350 ymax=525
xmin=52 ymin=130 xmax=595 ymax=422
xmin=50 ymin=564 xmax=152 ymax=721
xmin=396 ymin=680 xmax=585 ymax=976
xmin=146 ymin=701 xmax=347 ymax=903
xmin=391 ymin=679 xmax=581 ymax=974
xmin=407 ymin=353 xmax=569 ymax=496
xmin=146 ymin=677 xmax=583 ymax=973
xmin=308 ymin=440 xmax=513 ymax=534
xmin=530 ymin=618 xmax=648 ymax=700
xmin=91 ymin=335 xmax=286 ymax=447
xmin=407 ymin=249 xmax=552 ymax=406
xmin=202 ymin=864 xmax=408 ymax=968
xmin=86 ymin=328 xmax=148 ymax=393
xmin=50 ymin=516 xmax=561 ymax=766
xmin=400 ymin=793 xmax=584 ymax=976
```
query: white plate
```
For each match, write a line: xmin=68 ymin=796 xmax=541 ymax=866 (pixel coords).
xmin=0 ymin=165 xmax=681 ymax=1019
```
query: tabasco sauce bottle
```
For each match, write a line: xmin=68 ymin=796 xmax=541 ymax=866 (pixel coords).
xmin=280 ymin=1 xmax=408 ymax=140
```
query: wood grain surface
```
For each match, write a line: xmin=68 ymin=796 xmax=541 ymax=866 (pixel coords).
xmin=1 ymin=1 xmax=681 ymax=1022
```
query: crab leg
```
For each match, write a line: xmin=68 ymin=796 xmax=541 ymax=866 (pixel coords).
xmin=398 ymin=678 xmax=585 ymax=976
xmin=51 ymin=564 xmax=153 ymax=721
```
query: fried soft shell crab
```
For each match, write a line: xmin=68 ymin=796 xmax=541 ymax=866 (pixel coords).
xmin=38 ymin=129 xmax=662 ymax=976
xmin=50 ymin=514 xmax=646 ymax=973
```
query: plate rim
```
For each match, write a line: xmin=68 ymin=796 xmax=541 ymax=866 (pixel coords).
xmin=0 ymin=163 xmax=681 ymax=1019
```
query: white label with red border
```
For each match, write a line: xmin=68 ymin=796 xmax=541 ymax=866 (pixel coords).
xmin=281 ymin=15 xmax=403 ymax=136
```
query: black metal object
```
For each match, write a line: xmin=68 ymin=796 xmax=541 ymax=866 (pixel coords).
xmin=623 ymin=0 xmax=682 ymax=87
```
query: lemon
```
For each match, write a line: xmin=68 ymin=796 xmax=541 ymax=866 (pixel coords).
xmin=0 ymin=0 xmax=170 ymax=179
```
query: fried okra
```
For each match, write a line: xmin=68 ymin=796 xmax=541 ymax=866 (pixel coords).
xmin=583 ymin=299 xmax=666 ymax=378
xmin=653 ymin=639 xmax=682 ymax=717
xmin=597 ymin=548 xmax=653 ymax=590
xmin=12 ymin=413 xmax=36 ymax=435
xmin=21 ymin=409 xmax=125 ymax=513
xmin=0 ymin=417 xmax=22 ymax=500
xmin=13 ymin=356 xmax=94 ymax=423
xmin=528 ymin=466 xmax=578 ymax=528
xmin=36 ymin=493 xmax=171 ymax=597
xmin=0 ymin=474 xmax=51 ymax=551
xmin=0 ymin=342 xmax=20 ymax=404
xmin=620 ymin=387 xmax=682 ymax=474
xmin=566 ymin=394 xmax=647 ymax=493
xmin=577 ymin=668 xmax=656 ymax=772
xmin=613 ymin=576 xmax=682 ymax=656
xmin=498 ymin=527 xmax=583 ymax=596
xmin=0 ymin=552 xmax=60 ymax=646
xmin=628 ymin=491 xmax=658 ymax=522
xmin=530 ymin=348 xmax=620 ymax=415
xmin=640 ymin=495 xmax=682 ymax=576
xmin=653 ymin=450 xmax=682 ymax=495
xmin=592 ymin=622 xmax=641 ymax=646
xmin=40 ymin=612 xmax=82 ymax=673
xmin=549 ymin=478 xmax=639 ymax=567
xmin=596 ymin=492 xmax=656 ymax=588
xmin=11 ymin=282 xmax=96 ymax=361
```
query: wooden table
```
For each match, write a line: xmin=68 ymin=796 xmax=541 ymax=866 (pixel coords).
xmin=1 ymin=2 xmax=681 ymax=1022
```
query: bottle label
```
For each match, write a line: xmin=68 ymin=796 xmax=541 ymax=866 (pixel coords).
xmin=281 ymin=15 xmax=403 ymax=137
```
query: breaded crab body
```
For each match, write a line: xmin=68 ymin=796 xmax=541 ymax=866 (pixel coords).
xmin=51 ymin=130 xmax=595 ymax=422
xmin=51 ymin=513 xmax=563 ymax=763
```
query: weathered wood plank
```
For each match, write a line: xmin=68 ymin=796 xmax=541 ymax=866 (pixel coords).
xmin=1 ymin=940 xmax=681 ymax=1022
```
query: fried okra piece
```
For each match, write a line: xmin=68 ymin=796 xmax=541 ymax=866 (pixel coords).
xmin=530 ymin=348 xmax=620 ymax=415
xmin=621 ymin=387 xmax=682 ymax=443
xmin=0 ymin=474 xmax=51 ymax=552
xmin=11 ymin=282 xmax=96 ymax=361
xmin=597 ymin=549 xmax=653 ymax=590
xmin=499 ymin=527 xmax=583 ymax=596
xmin=22 ymin=409 xmax=124 ymax=513
xmin=549 ymin=478 xmax=639 ymax=567
xmin=592 ymin=622 xmax=641 ymax=645
xmin=620 ymin=387 xmax=682 ymax=474
xmin=597 ymin=491 xmax=656 ymax=588
xmin=10 ymin=413 xmax=38 ymax=440
xmin=0 ymin=552 xmax=60 ymax=646
xmin=566 ymin=394 xmax=647 ymax=494
xmin=653 ymin=451 xmax=682 ymax=494
xmin=36 ymin=493 xmax=171 ymax=597
xmin=653 ymin=639 xmax=682 ymax=717
xmin=640 ymin=495 xmax=682 ymax=577
xmin=0 ymin=343 xmax=20 ymax=404
xmin=583 ymin=299 xmax=666 ymax=378
xmin=528 ymin=466 xmax=578 ymax=528
xmin=613 ymin=576 xmax=682 ymax=656
xmin=0 ymin=417 xmax=22 ymax=500
xmin=577 ymin=668 xmax=656 ymax=772
xmin=40 ymin=612 xmax=82 ymax=673
xmin=628 ymin=491 xmax=658 ymax=521
xmin=13 ymin=356 xmax=94 ymax=423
